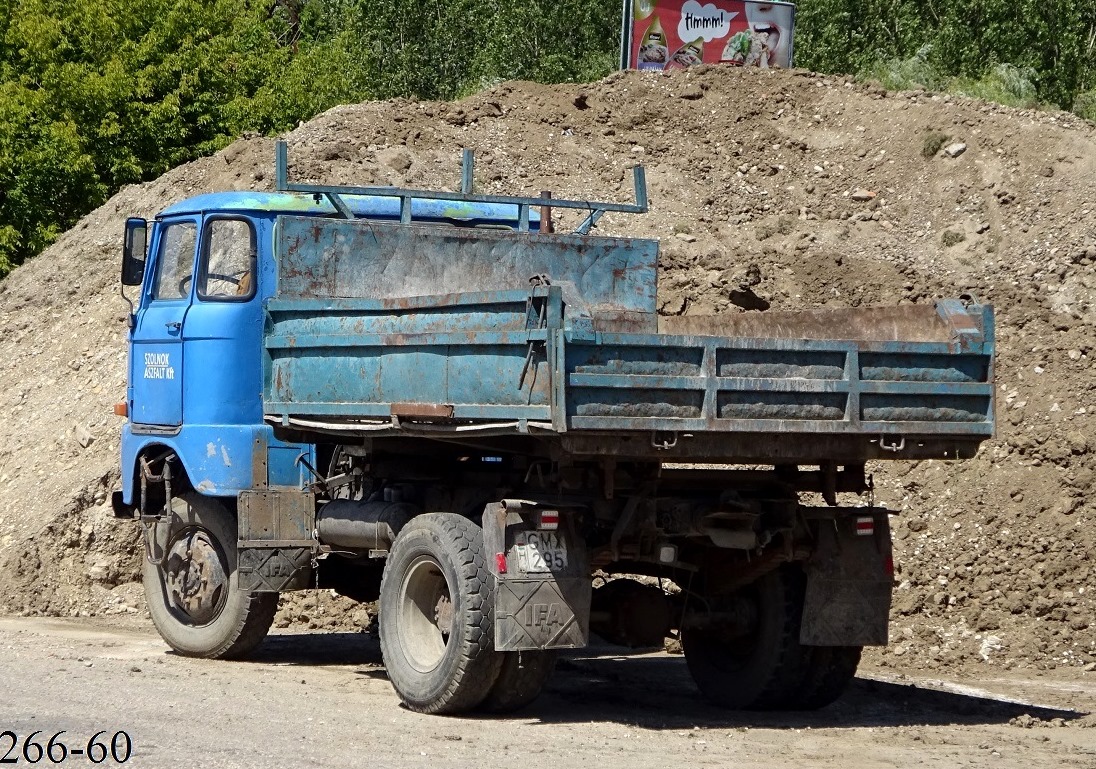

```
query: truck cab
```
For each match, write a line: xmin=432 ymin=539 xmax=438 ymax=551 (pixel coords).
xmin=118 ymin=192 xmax=541 ymax=508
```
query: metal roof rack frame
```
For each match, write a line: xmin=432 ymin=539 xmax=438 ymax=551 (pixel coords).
xmin=273 ymin=139 xmax=648 ymax=234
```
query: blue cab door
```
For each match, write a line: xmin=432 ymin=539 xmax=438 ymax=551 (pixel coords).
xmin=131 ymin=217 xmax=199 ymax=427
xmin=180 ymin=216 xmax=263 ymax=428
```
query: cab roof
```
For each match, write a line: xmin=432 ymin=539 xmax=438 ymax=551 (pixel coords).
xmin=158 ymin=191 xmax=541 ymax=228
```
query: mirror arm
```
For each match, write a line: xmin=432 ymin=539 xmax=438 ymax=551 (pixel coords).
xmin=120 ymin=285 xmax=136 ymax=330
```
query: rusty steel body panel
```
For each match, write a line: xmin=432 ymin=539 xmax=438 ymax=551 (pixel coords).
xmin=274 ymin=215 xmax=658 ymax=316
xmin=263 ymin=216 xmax=995 ymax=463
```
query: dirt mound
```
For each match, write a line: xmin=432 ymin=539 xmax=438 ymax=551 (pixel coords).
xmin=1 ymin=66 xmax=1094 ymax=669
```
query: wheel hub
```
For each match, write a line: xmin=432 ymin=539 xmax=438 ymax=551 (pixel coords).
xmin=434 ymin=595 xmax=453 ymax=634
xmin=398 ymin=556 xmax=454 ymax=673
xmin=163 ymin=530 xmax=228 ymax=624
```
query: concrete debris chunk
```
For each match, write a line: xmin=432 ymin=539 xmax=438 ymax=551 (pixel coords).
xmin=75 ymin=424 xmax=94 ymax=449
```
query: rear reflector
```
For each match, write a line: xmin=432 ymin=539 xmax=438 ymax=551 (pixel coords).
xmin=113 ymin=402 xmax=128 ymax=418
xmin=855 ymin=516 xmax=875 ymax=536
xmin=495 ymin=553 xmax=508 ymax=574
xmin=538 ymin=510 xmax=559 ymax=530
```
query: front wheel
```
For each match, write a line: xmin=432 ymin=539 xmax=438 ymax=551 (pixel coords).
xmin=143 ymin=493 xmax=277 ymax=659
xmin=378 ymin=514 xmax=503 ymax=714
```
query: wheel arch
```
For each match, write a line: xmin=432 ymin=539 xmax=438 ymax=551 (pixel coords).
xmin=119 ymin=424 xmax=271 ymax=506
xmin=121 ymin=436 xmax=198 ymax=509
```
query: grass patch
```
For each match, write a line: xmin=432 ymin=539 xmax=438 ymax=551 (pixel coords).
xmin=951 ymin=64 xmax=1039 ymax=109
xmin=859 ymin=45 xmax=947 ymax=92
xmin=921 ymin=130 xmax=950 ymax=158
xmin=858 ymin=48 xmax=1054 ymax=115
xmin=1074 ymin=91 xmax=1096 ymax=122
xmin=941 ymin=230 xmax=966 ymax=248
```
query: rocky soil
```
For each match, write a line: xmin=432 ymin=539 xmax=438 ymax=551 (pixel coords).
xmin=1 ymin=66 xmax=1094 ymax=673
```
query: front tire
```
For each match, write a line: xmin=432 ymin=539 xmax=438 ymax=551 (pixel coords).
xmin=378 ymin=514 xmax=503 ymax=714
xmin=143 ymin=493 xmax=277 ymax=659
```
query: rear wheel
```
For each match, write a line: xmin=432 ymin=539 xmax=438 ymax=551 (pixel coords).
xmin=479 ymin=651 xmax=558 ymax=713
xmin=379 ymin=514 xmax=502 ymax=714
xmin=681 ymin=565 xmax=809 ymax=710
xmin=794 ymin=645 xmax=862 ymax=709
xmin=143 ymin=493 xmax=277 ymax=659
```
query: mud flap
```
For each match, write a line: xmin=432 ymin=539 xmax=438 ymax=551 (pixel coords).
xmin=236 ymin=489 xmax=316 ymax=592
xmin=238 ymin=547 xmax=313 ymax=592
xmin=482 ymin=501 xmax=591 ymax=652
xmin=801 ymin=512 xmax=893 ymax=646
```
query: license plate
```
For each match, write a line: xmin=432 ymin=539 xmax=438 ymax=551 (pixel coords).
xmin=514 ymin=530 xmax=568 ymax=573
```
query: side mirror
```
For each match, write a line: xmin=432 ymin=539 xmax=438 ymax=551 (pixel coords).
xmin=122 ymin=218 xmax=148 ymax=286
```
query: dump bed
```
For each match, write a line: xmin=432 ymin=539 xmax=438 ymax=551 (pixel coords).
xmin=263 ymin=216 xmax=994 ymax=463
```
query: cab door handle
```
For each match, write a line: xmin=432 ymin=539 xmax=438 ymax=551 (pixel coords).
xmin=165 ymin=321 xmax=181 ymax=331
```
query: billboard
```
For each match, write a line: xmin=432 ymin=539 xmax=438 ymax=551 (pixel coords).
xmin=621 ymin=1 xmax=796 ymax=71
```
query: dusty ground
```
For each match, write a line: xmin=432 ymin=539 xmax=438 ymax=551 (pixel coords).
xmin=2 ymin=616 xmax=1096 ymax=769
xmin=0 ymin=66 xmax=1094 ymax=678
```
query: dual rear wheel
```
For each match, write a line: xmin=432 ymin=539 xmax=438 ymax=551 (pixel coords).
xmin=377 ymin=513 xmax=556 ymax=714
xmin=681 ymin=565 xmax=861 ymax=710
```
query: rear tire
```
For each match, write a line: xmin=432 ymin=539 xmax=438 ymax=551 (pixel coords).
xmin=479 ymin=651 xmax=558 ymax=713
xmin=379 ymin=513 xmax=503 ymax=714
xmin=143 ymin=493 xmax=277 ymax=659
xmin=681 ymin=565 xmax=809 ymax=710
xmin=794 ymin=645 xmax=862 ymax=709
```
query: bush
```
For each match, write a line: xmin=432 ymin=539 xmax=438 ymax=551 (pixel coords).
xmin=1074 ymin=91 xmax=1096 ymax=123
xmin=859 ymin=45 xmax=947 ymax=92
xmin=951 ymin=64 xmax=1040 ymax=109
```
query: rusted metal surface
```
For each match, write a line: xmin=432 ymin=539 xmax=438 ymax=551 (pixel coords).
xmin=262 ymin=211 xmax=994 ymax=463
xmin=390 ymin=403 xmax=455 ymax=419
xmin=238 ymin=489 xmax=315 ymax=544
xmin=559 ymin=432 xmax=984 ymax=463
xmin=164 ymin=530 xmax=228 ymax=622
xmin=659 ymin=304 xmax=956 ymax=343
xmin=274 ymin=215 xmax=658 ymax=315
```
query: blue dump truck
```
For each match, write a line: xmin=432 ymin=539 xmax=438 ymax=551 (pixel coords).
xmin=113 ymin=141 xmax=995 ymax=714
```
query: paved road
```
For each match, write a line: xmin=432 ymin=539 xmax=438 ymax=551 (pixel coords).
xmin=2 ymin=617 xmax=1095 ymax=768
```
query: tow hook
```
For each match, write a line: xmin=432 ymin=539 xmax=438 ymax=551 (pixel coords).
xmin=879 ymin=435 xmax=906 ymax=453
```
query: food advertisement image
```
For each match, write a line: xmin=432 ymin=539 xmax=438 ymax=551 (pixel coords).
xmin=629 ymin=0 xmax=795 ymax=70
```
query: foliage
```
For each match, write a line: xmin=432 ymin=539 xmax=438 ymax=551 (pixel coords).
xmin=951 ymin=64 xmax=1040 ymax=109
xmin=1072 ymin=90 xmax=1096 ymax=122
xmin=859 ymin=47 xmax=1042 ymax=109
xmin=859 ymin=44 xmax=947 ymax=92
xmin=0 ymin=0 xmax=291 ymax=275
xmin=795 ymin=0 xmax=1096 ymax=111
xmin=0 ymin=0 xmax=621 ymax=277
xmin=0 ymin=0 xmax=1093 ymax=278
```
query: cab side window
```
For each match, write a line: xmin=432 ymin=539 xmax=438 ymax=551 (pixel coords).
xmin=153 ymin=222 xmax=198 ymax=300
xmin=199 ymin=219 xmax=256 ymax=300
